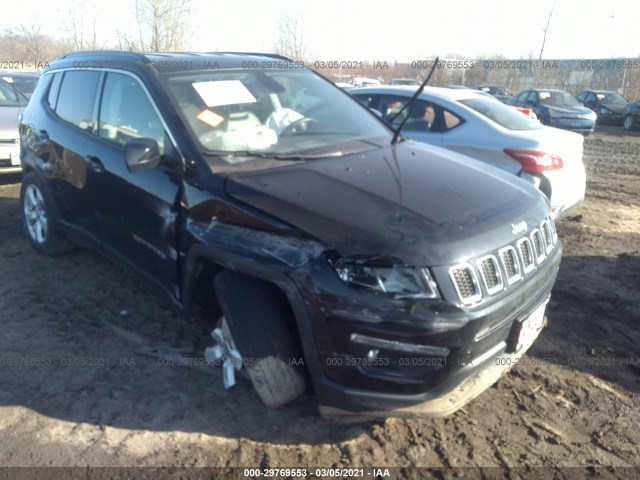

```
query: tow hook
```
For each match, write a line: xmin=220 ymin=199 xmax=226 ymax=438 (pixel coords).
xmin=204 ymin=317 xmax=243 ymax=389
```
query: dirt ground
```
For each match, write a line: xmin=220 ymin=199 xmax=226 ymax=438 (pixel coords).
xmin=0 ymin=126 xmax=638 ymax=478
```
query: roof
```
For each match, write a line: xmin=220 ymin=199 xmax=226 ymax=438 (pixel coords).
xmin=49 ymin=50 xmax=295 ymax=73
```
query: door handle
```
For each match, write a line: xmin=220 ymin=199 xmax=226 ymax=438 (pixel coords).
xmin=85 ymin=155 xmax=104 ymax=173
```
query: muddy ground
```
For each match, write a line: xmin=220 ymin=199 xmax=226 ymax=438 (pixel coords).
xmin=0 ymin=126 xmax=638 ymax=478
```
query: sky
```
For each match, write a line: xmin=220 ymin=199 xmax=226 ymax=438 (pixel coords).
xmin=2 ymin=0 xmax=639 ymax=61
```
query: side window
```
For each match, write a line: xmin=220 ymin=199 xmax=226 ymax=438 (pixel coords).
xmin=47 ymin=73 xmax=62 ymax=110
xmin=98 ymin=73 xmax=166 ymax=153
xmin=525 ymin=91 xmax=538 ymax=104
xmin=352 ymin=94 xmax=376 ymax=108
xmin=55 ymin=71 xmax=101 ymax=131
xmin=513 ymin=92 xmax=526 ymax=104
xmin=442 ymin=110 xmax=462 ymax=131
xmin=372 ymin=95 xmax=427 ymax=130
xmin=404 ymin=101 xmax=436 ymax=133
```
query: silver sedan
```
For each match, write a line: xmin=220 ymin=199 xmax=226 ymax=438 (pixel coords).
xmin=350 ymin=86 xmax=586 ymax=220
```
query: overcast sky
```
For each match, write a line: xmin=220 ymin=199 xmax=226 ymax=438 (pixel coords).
xmin=2 ymin=0 xmax=638 ymax=61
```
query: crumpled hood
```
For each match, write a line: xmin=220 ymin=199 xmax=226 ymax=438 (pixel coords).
xmin=225 ymin=142 xmax=549 ymax=266
xmin=0 ymin=106 xmax=21 ymax=140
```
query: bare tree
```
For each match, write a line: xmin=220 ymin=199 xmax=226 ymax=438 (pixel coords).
xmin=63 ymin=0 xmax=101 ymax=51
xmin=0 ymin=25 xmax=71 ymax=67
xmin=539 ymin=0 xmax=556 ymax=60
xmin=118 ymin=0 xmax=192 ymax=52
xmin=274 ymin=13 xmax=306 ymax=61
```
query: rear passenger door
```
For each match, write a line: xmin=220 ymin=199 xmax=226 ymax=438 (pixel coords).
xmin=87 ymin=72 xmax=183 ymax=298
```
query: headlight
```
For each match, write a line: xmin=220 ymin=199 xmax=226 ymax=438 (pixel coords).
xmin=586 ymin=111 xmax=597 ymax=120
xmin=334 ymin=260 xmax=441 ymax=299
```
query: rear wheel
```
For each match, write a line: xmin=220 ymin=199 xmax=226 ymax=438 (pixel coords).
xmin=623 ymin=114 xmax=634 ymax=130
xmin=20 ymin=172 xmax=74 ymax=255
xmin=213 ymin=270 xmax=308 ymax=408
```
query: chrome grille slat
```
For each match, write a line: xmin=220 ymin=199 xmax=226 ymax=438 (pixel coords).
xmin=477 ymin=255 xmax=503 ymax=295
xmin=499 ymin=246 xmax=521 ymax=284
xmin=448 ymin=216 xmax=557 ymax=305
xmin=531 ymin=229 xmax=546 ymax=263
xmin=449 ymin=264 xmax=481 ymax=305
xmin=517 ymin=237 xmax=535 ymax=273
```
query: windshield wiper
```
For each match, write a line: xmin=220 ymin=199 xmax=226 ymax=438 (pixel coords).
xmin=390 ymin=56 xmax=440 ymax=145
xmin=203 ymin=150 xmax=345 ymax=161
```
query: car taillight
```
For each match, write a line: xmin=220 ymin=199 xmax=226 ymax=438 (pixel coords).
xmin=504 ymin=149 xmax=564 ymax=173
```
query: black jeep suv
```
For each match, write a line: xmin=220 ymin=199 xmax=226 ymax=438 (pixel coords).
xmin=19 ymin=51 xmax=562 ymax=419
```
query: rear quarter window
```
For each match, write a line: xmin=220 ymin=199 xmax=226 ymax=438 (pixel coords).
xmin=54 ymin=71 xmax=101 ymax=131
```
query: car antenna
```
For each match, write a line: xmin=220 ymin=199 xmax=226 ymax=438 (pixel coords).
xmin=390 ymin=56 xmax=440 ymax=145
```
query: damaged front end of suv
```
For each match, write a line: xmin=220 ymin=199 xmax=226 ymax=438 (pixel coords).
xmin=20 ymin=51 xmax=561 ymax=420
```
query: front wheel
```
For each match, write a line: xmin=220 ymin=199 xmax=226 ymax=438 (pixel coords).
xmin=20 ymin=172 xmax=74 ymax=255
xmin=623 ymin=114 xmax=634 ymax=130
xmin=213 ymin=271 xmax=308 ymax=408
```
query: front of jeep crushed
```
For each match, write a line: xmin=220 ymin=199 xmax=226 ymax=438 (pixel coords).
xmin=155 ymin=54 xmax=562 ymax=417
xmin=224 ymin=141 xmax=562 ymax=418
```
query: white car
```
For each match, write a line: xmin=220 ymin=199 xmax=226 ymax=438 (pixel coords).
xmin=351 ymin=86 xmax=586 ymax=220
xmin=0 ymin=78 xmax=27 ymax=174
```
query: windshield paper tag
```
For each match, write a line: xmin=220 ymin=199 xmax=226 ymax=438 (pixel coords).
xmin=193 ymin=80 xmax=257 ymax=107
xmin=197 ymin=109 xmax=225 ymax=127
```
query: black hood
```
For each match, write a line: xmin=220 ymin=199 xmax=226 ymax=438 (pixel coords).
xmin=225 ymin=142 xmax=549 ymax=266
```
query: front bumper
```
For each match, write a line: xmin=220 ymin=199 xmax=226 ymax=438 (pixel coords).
xmin=0 ymin=140 xmax=22 ymax=173
xmin=303 ymin=239 xmax=562 ymax=419
xmin=319 ymin=317 xmax=544 ymax=420
xmin=546 ymin=117 xmax=595 ymax=134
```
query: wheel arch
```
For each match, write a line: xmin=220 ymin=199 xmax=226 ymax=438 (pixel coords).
xmin=181 ymin=244 xmax=323 ymax=378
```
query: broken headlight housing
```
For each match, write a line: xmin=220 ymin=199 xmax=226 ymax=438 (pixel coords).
xmin=334 ymin=260 xmax=441 ymax=300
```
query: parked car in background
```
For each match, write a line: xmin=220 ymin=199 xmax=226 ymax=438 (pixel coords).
xmin=445 ymin=85 xmax=495 ymax=99
xmin=350 ymin=86 xmax=586 ymax=219
xmin=621 ymin=99 xmax=640 ymax=130
xmin=507 ymin=89 xmax=596 ymax=135
xmin=575 ymin=90 xmax=628 ymax=125
xmin=0 ymin=71 xmax=40 ymax=99
xmin=0 ymin=78 xmax=28 ymax=173
xmin=19 ymin=50 xmax=561 ymax=420
xmin=389 ymin=78 xmax=419 ymax=86
xmin=474 ymin=85 xmax=512 ymax=103
xmin=351 ymin=77 xmax=381 ymax=87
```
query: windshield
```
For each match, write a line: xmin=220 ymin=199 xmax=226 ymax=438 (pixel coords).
xmin=539 ymin=91 xmax=580 ymax=107
xmin=597 ymin=93 xmax=627 ymax=105
xmin=163 ymin=69 xmax=391 ymax=171
xmin=0 ymin=79 xmax=26 ymax=107
xmin=459 ymin=97 xmax=544 ymax=131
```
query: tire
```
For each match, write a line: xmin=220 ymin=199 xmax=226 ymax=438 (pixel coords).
xmin=20 ymin=172 xmax=74 ymax=255
xmin=213 ymin=270 xmax=308 ymax=408
xmin=623 ymin=114 xmax=634 ymax=131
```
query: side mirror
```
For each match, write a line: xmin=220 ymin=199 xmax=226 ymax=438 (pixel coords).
xmin=124 ymin=138 xmax=161 ymax=173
